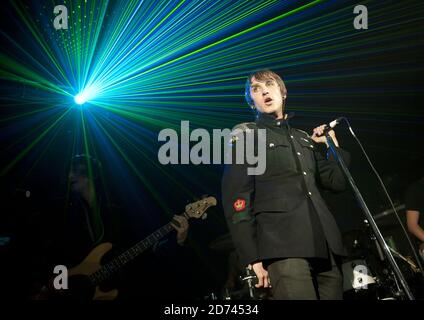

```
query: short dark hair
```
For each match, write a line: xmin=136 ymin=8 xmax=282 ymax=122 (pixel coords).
xmin=244 ymin=69 xmax=287 ymax=108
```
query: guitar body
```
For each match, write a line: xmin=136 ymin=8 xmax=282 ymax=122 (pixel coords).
xmin=67 ymin=242 xmax=118 ymax=300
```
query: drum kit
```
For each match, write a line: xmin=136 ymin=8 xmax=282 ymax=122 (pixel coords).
xmin=341 ymin=223 xmax=422 ymax=300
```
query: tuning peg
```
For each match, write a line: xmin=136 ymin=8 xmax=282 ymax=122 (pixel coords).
xmin=201 ymin=194 xmax=209 ymax=199
xmin=202 ymin=213 xmax=208 ymax=220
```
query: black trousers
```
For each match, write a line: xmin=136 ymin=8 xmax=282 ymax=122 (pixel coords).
xmin=267 ymin=253 xmax=343 ymax=300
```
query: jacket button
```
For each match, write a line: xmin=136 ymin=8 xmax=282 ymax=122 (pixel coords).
xmin=308 ymin=191 xmax=312 ymax=196
xmin=297 ymin=152 xmax=301 ymax=156
xmin=276 ymin=121 xmax=281 ymax=126
xmin=290 ymin=135 xmax=294 ymax=139
xmin=269 ymin=143 xmax=275 ymax=147
xmin=303 ymin=171 xmax=307 ymax=175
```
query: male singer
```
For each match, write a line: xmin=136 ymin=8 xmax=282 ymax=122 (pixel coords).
xmin=222 ymin=69 xmax=351 ymax=300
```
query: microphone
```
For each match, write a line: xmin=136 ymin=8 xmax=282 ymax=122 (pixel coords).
xmin=328 ymin=117 xmax=343 ymax=129
xmin=317 ymin=117 xmax=344 ymax=136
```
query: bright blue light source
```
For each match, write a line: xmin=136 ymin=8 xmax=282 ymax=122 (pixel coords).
xmin=74 ymin=92 xmax=87 ymax=105
xmin=74 ymin=86 xmax=99 ymax=105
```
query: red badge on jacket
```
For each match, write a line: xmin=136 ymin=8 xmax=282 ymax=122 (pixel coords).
xmin=233 ymin=198 xmax=246 ymax=212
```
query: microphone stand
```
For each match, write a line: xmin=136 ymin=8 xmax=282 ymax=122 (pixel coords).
xmin=325 ymin=132 xmax=415 ymax=300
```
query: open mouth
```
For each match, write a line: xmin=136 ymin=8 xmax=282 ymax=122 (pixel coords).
xmin=264 ymin=97 xmax=273 ymax=104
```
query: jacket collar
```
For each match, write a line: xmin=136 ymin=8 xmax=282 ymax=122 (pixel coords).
xmin=255 ymin=112 xmax=295 ymax=127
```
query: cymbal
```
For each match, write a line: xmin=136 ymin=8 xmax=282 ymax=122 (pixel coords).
xmin=209 ymin=233 xmax=234 ymax=252
xmin=373 ymin=204 xmax=405 ymax=220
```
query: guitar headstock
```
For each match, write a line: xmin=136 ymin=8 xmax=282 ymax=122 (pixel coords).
xmin=184 ymin=196 xmax=217 ymax=219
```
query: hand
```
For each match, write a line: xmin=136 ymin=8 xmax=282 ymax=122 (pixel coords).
xmin=249 ymin=262 xmax=271 ymax=288
xmin=171 ymin=215 xmax=189 ymax=245
xmin=311 ymin=124 xmax=339 ymax=147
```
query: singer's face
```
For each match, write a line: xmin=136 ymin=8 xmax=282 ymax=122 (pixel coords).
xmin=249 ymin=76 xmax=283 ymax=117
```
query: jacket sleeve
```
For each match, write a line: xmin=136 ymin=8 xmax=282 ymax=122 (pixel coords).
xmin=221 ymin=129 xmax=258 ymax=267
xmin=315 ymin=145 xmax=351 ymax=192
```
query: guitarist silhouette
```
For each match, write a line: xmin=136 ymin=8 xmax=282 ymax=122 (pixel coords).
xmin=34 ymin=154 xmax=193 ymax=300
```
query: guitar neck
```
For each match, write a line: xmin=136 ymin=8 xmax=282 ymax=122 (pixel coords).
xmin=90 ymin=216 xmax=184 ymax=285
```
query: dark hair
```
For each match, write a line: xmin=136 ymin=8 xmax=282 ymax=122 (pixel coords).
xmin=70 ymin=154 xmax=103 ymax=180
xmin=244 ymin=69 xmax=287 ymax=108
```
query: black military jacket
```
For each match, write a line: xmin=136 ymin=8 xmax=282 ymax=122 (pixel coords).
xmin=221 ymin=113 xmax=351 ymax=266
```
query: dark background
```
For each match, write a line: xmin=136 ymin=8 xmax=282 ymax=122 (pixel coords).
xmin=0 ymin=0 xmax=423 ymax=300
